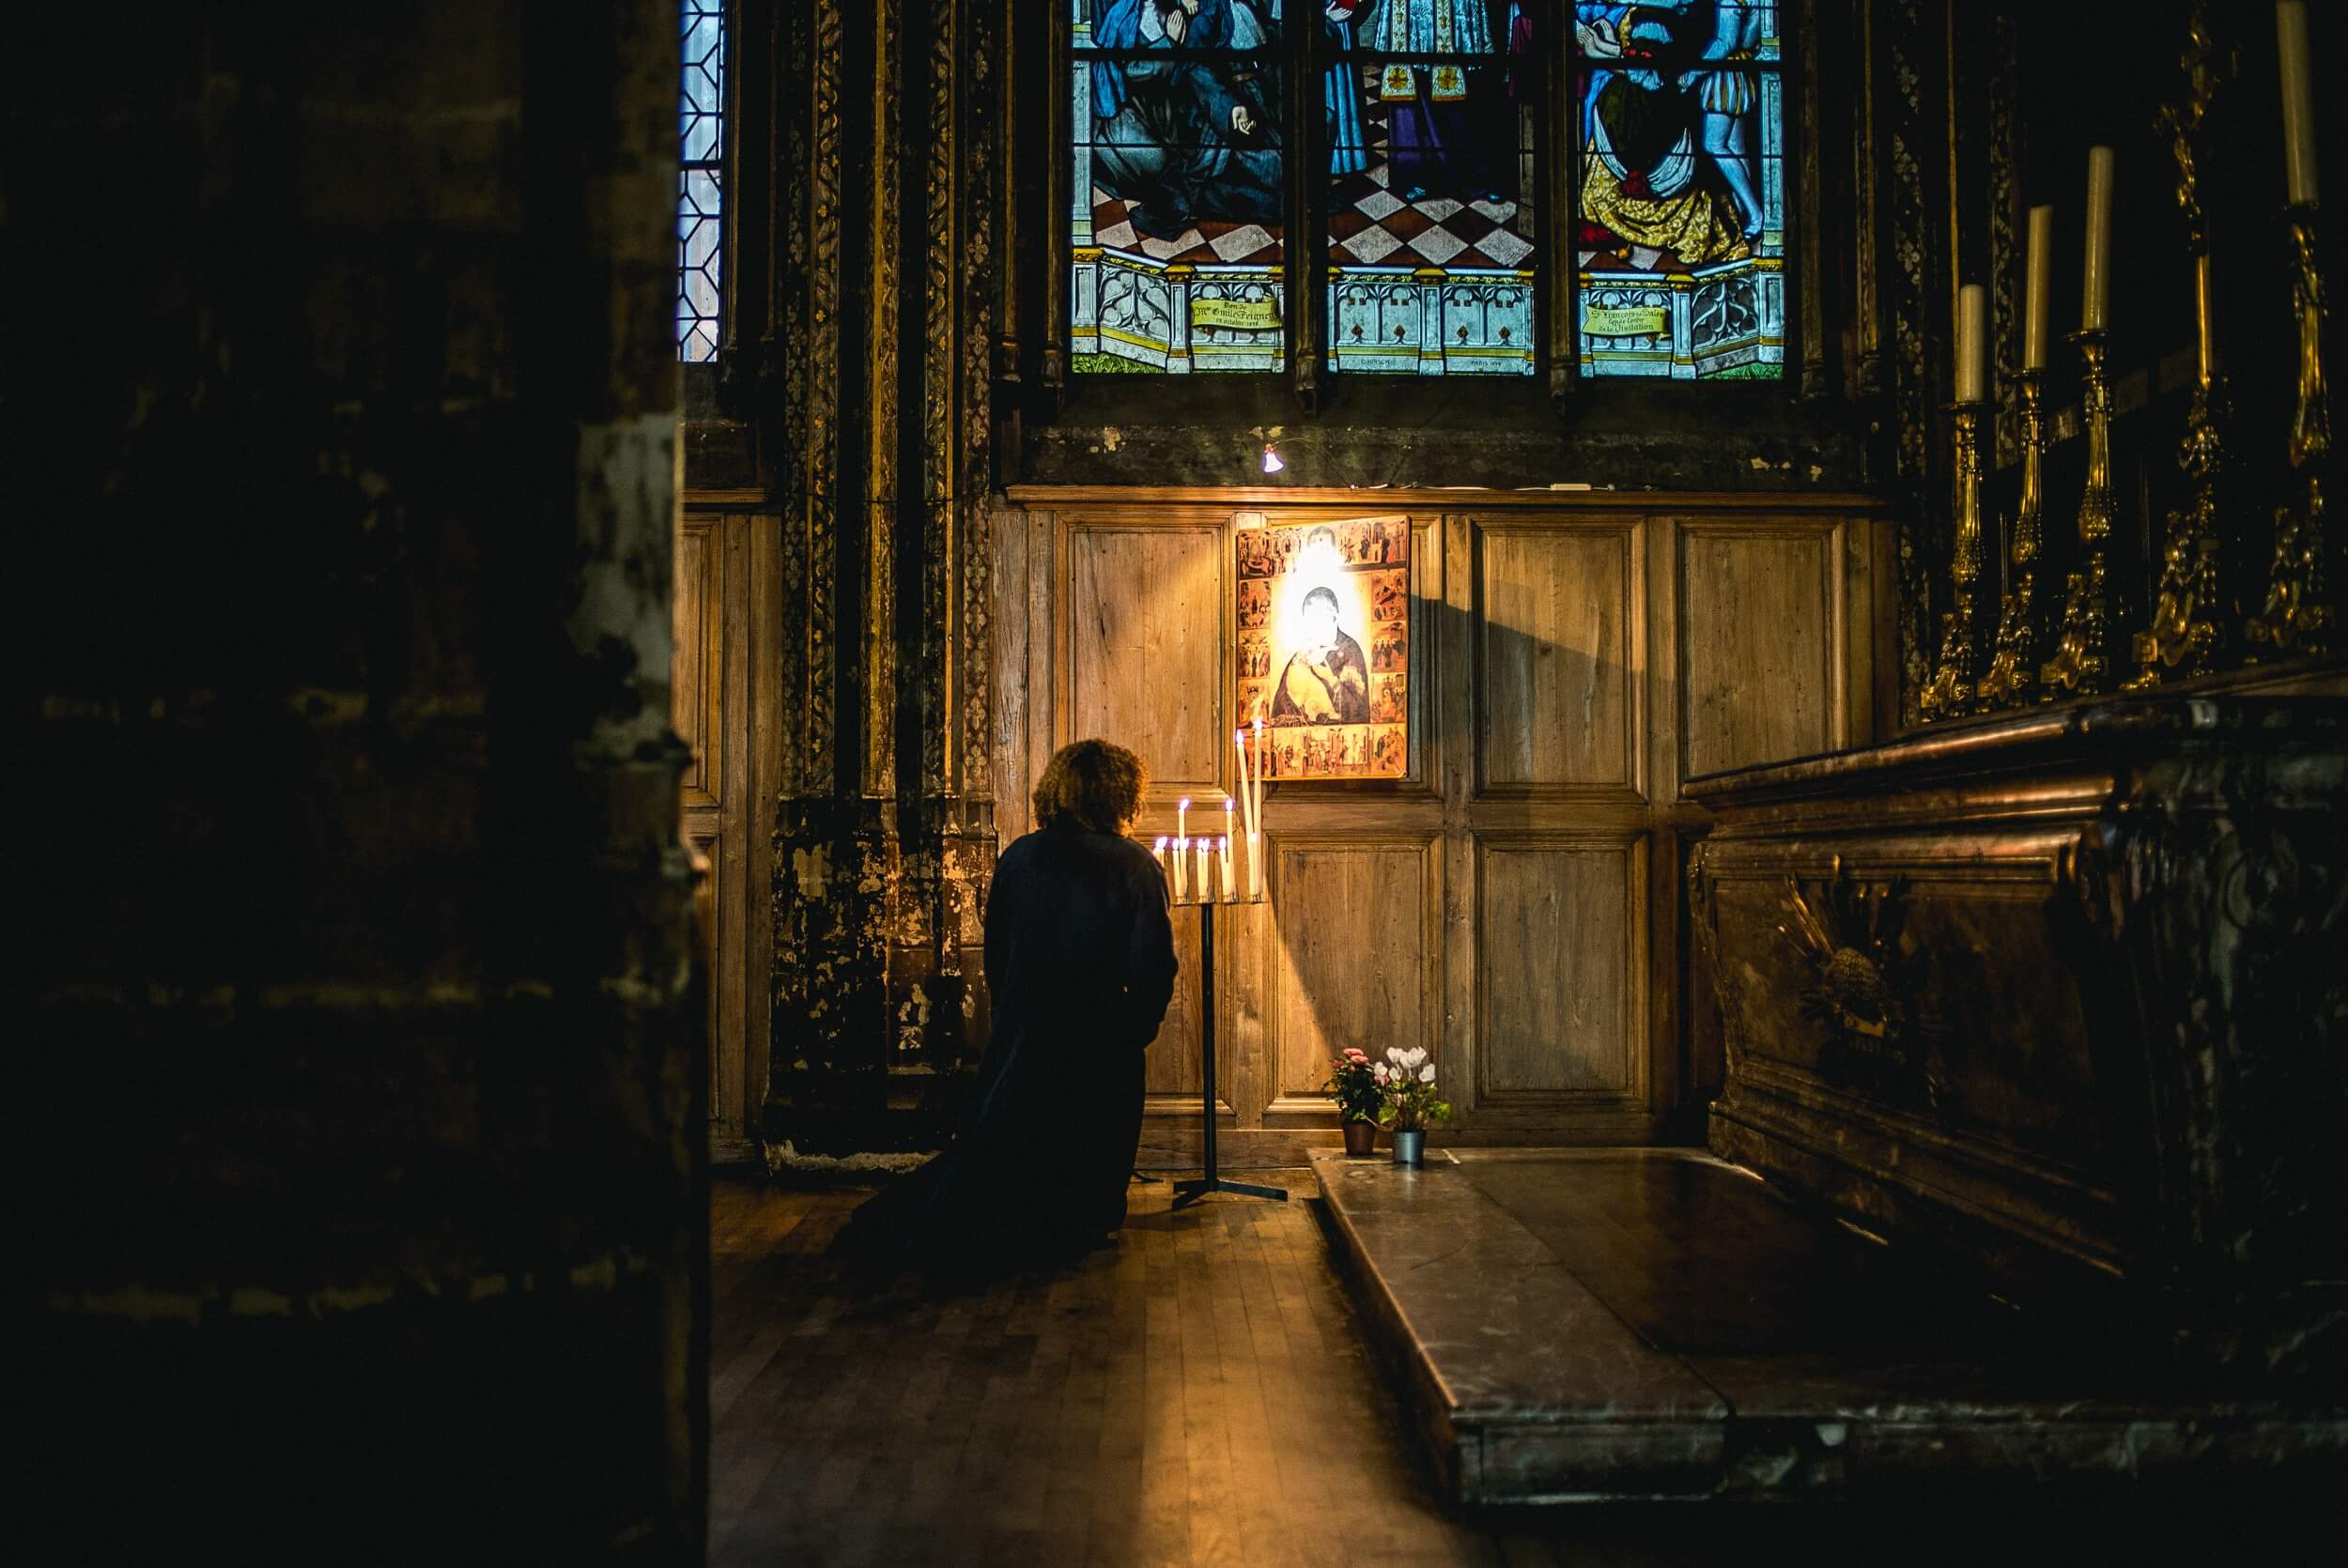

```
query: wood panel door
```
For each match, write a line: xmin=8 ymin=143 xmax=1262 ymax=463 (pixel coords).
xmin=996 ymin=491 xmax=1892 ymax=1161
xmin=674 ymin=502 xmax=780 ymax=1165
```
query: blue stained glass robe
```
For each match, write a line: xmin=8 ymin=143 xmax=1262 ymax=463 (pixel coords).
xmin=1090 ymin=0 xmax=1285 ymax=230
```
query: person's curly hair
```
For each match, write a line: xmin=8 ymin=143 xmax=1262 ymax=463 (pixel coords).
xmin=1032 ymin=739 xmax=1146 ymax=835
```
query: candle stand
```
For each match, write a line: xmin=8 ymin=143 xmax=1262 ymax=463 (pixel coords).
xmin=2040 ymin=329 xmax=2119 ymax=696
xmin=1979 ymin=371 xmax=2047 ymax=708
xmin=1921 ymin=399 xmax=1988 ymax=719
xmin=1167 ymin=890 xmax=1286 ymax=1209
xmin=2245 ymin=205 xmax=2332 ymax=658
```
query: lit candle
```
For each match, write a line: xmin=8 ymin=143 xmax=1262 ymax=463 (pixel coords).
xmin=2081 ymin=146 xmax=2114 ymax=331
xmin=1955 ymin=283 xmax=1987 ymax=403
xmin=1248 ymin=831 xmax=1261 ymax=900
xmin=1251 ymin=718 xmax=1266 ymax=894
xmin=1177 ymin=796 xmax=1190 ymax=843
xmin=2023 ymin=203 xmax=2054 ymax=371
xmin=1224 ymin=795 xmax=1235 ymax=855
xmin=2278 ymin=2 xmax=2319 ymax=207
xmin=1153 ymin=835 xmax=1169 ymax=888
xmin=1233 ymin=730 xmax=1258 ymax=899
xmin=1171 ymin=838 xmax=1188 ymax=902
xmin=1193 ymin=836 xmax=1209 ymax=899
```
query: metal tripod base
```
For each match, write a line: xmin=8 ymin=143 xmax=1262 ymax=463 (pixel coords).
xmin=1167 ymin=898 xmax=1286 ymax=1211
xmin=1170 ymin=1175 xmax=1288 ymax=1208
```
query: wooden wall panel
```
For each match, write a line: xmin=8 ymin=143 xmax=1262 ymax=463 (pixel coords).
xmin=998 ymin=494 xmax=1883 ymax=1154
xmin=1475 ymin=836 xmax=1646 ymax=1104
xmin=1066 ymin=524 xmax=1225 ymax=797
xmin=676 ymin=505 xmax=771 ymax=1165
xmin=1268 ymin=839 xmax=1437 ymax=1108
xmin=1142 ymin=913 xmax=1207 ymax=1106
xmin=1475 ymin=522 xmax=1641 ymax=796
xmin=673 ymin=516 xmax=720 ymax=809
xmin=1677 ymin=524 xmax=1839 ymax=781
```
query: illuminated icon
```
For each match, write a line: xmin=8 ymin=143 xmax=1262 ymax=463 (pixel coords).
xmin=1261 ymin=443 xmax=1284 ymax=474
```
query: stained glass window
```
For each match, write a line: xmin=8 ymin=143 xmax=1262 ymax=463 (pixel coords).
xmin=1326 ymin=2 xmax=1540 ymax=376
xmin=1571 ymin=1 xmax=1785 ymax=379
xmin=1071 ymin=2 xmax=1289 ymax=374
xmin=678 ymin=1 xmax=726 ymax=364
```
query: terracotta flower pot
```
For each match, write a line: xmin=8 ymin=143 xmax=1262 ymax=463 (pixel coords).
xmin=1342 ymin=1120 xmax=1377 ymax=1157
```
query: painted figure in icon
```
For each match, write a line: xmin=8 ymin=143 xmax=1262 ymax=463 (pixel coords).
xmin=1273 ymin=585 xmax=1371 ymax=725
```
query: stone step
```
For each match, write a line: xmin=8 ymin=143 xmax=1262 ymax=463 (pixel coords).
xmin=1310 ymin=1148 xmax=2348 ymax=1502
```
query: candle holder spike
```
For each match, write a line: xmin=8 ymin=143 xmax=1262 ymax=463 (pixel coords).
xmin=1979 ymin=372 xmax=2048 ymax=708
xmin=1922 ymin=400 xmax=1989 ymax=720
xmin=2245 ymin=208 xmax=2332 ymax=659
xmin=2040 ymin=330 xmax=2119 ymax=697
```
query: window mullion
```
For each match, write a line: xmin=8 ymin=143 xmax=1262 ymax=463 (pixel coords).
xmin=1290 ymin=17 xmax=1325 ymax=407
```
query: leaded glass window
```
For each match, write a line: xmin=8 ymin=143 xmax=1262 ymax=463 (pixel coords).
xmin=679 ymin=1 xmax=726 ymax=364
xmin=1072 ymin=2 xmax=1290 ymax=374
xmin=1571 ymin=1 xmax=1785 ymax=379
xmin=1327 ymin=2 xmax=1541 ymax=376
xmin=1064 ymin=3 xmax=1793 ymax=388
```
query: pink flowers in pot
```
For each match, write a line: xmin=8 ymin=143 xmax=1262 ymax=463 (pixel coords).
xmin=1371 ymin=1046 xmax=1452 ymax=1132
xmin=1319 ymin=1046 xmax=1383 ymax=1125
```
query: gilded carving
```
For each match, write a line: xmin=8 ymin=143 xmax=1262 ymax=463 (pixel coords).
xmin=807 ymin=0 xmax=842 ymax=792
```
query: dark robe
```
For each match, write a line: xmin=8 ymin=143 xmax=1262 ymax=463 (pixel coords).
xmin=842 ymin=822 xmax=1178 ymax=1272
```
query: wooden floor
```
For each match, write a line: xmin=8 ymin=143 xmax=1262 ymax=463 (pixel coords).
xmin=706 ymin=1173 xmax=2248 ymax=1566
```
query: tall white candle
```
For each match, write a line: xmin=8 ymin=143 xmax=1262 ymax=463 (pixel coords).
xmin=2023 ymin=204 xmax=2054 ymax=371
xmin=2278 ymin=2 xmax=2320 ymax=207
xmin=1171 ymin=838 xmax=1188 ymax=901
xmin=1955 ymin=283 xmax=1988 ymax=403
xmin=1219 ymin=836 xmax=1234 ymax=900
xmin=1177 ymin=796 xmax=1190 ymax=843
xmin=2081 ymin=146 xmax=2114 ymax=331
xmin=1153 ymin=835 xmax=1169 ymax=888
xmin=1194 ymin=837 xmax=1209 ymax=899
xmin=1224 ymin=796 xmax=1235 ymax=857
xmin=1251 ymin=718 xmax=1266 ymax=896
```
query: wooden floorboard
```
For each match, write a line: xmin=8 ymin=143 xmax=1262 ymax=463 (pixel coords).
xmin=706 ymin=1171 xmax=2086 ymax=1567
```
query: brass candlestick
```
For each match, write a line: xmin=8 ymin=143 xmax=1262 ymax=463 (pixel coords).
xmin=2128 ymin=10 xmax=2231 ymax=688
xmin=1921 ymin=400 xmax=1988 ymax=721
xmin=2245 ymin=207 xmax=2331 ymax=658
xmin=2039 ymin=329 xmax=2118 ymax=696
xmin=1978 ymin=371 xmax=2047 ymax=708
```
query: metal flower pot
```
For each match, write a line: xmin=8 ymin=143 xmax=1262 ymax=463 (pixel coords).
xmin=1392 ymin=1130 xmax=1425 ymax=1166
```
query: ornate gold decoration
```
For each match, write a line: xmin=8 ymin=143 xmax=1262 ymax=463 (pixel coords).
xmin=2128 ymin=7 xmax=2232 ymax=688
xmin=1921 ymin=400 xmax=1987 ymax=721
xmin=1978 ymin=371 xmax=2047 ymax=708
xmin=2039 ymin=329 xmax=2117 ymax=697
xmin=806 ymin=0 xmax=843 ymax=792
xmin=2245 ymin=210 xmax=2332 ymax=659
xmin=1779 ymin=857 xmax=1928 ymax=1107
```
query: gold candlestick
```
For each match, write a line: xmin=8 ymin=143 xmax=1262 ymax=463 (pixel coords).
xmin=2039 ymin=330 xmax=2118 ymax=697
xmin=2129 ymin=14 xmax=2232 ymax=688
xmin=1921 ymin=401 xmax=1988 ymax=721
xmin=2245 ymin=208 xmax=2331 ymax=658
xmin=1978 ymin=372 xmax=2047 ymax=708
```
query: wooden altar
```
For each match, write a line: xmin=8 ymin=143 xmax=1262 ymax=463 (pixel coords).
xmin=1688 ymin=679 xmax=2348 ymax=1386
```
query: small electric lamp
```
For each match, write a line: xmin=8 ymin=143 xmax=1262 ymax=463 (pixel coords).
xmin=1261 ymin=443 xmax=1284 ymax=474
